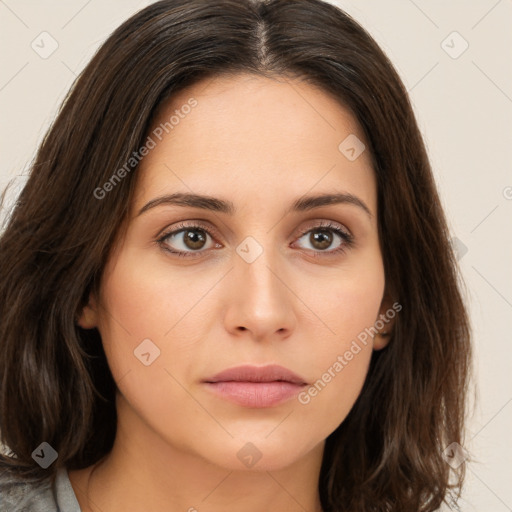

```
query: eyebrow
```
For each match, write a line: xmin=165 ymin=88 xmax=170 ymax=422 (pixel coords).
xmin=137 ymin=191 xmax=372 ymax=219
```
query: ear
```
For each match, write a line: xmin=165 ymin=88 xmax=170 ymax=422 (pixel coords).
xmin=373 ymin=291 xmax=399 ymax=351
xmin=76 ymin=292 xmax=99 ymax=329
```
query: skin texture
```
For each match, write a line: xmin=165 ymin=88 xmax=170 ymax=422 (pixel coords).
xmin=69 ymin=73 xmax=393 ymax=512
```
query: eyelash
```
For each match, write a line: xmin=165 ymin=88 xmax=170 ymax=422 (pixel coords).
xmin=156 ymin=220 xmax=354 ymax=259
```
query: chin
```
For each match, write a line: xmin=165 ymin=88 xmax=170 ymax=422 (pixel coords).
xmin=193 ymin=432 xmax=320 ymax=473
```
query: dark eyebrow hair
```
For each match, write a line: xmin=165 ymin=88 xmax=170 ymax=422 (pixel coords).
xmin=137 ymin=192 xmax=372 ymax=218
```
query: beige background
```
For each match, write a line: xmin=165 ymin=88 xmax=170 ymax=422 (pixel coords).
xmin=1 ymin=0 xmax=511 ymax=510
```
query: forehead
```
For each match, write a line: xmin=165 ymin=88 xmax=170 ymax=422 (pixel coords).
xmin=134 ymin=73 xmax=376 ymax=215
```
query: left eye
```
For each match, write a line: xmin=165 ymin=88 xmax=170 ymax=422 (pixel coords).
xmin=294 ymin=225 xmax=350 ymax=252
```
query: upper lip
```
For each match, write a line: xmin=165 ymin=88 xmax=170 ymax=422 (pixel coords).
xmin=204 ymin=364 xmax=307 ymax=385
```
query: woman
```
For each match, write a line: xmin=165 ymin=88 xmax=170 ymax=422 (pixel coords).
xmin=0 ymin=0 xmax=471 ymax=510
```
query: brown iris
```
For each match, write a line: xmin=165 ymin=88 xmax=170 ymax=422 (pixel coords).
xmin=183 ymin=229 xmax=207 ymax=250
xmin=309 ymin=229 xmax=333 ymax=250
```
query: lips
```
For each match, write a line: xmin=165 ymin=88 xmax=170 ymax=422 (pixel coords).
xmin=203 ymin=364 xmax=308 ymax=408
xmin=204 ymin=364 xmax=307 ymax=385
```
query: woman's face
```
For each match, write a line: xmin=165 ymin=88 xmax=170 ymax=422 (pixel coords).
xmin=81 ymin=73 xmax=391 ymax=471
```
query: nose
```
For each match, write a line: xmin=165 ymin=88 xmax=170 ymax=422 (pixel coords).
xmin=223 ymin=243 xmax=297 ymax=342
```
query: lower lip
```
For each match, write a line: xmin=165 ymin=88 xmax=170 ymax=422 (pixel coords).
xmin=204 ymin=381 xmax=306 ymax=408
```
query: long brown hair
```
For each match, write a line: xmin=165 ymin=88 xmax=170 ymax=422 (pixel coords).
xmin=0 ymin=1 xmax=471 ymax=510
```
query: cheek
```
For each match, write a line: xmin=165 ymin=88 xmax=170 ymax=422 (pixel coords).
xmin=93 ymin=246 xmax=230 ymax=438
xmin=298 ymin=338 xmax=372 ymax=431
xmin=309 ymin=251 xmax=385 ymax=345
xmin=93 ymin=253 xmax=171 ymax=388
xmin=95 ymin=246 xmax=211 ymax=370
xmin=295 ymin=302 xmax=377 ymax=441
xmin=93 ymin=251 xmax=210 ymax=439
xmin=333 ymin=279 xmax=384 ymax=340
xmin=297 ymin=261 xmax=384 ymax=434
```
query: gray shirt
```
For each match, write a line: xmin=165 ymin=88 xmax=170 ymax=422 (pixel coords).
xmin=0 ymin=467 xmax=81 ymax=511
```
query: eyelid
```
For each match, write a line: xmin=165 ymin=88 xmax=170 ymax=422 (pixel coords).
xmin=294 ymin=219 xmax=351 ymax=239
xmin=155 ymin=219 xmax=216 ymax=238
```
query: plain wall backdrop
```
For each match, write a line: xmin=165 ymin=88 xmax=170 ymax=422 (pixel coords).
xmin=1 ymin=1 xmax=511 ymax=510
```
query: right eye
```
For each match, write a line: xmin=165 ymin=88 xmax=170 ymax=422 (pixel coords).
xmin=157 ymin=221 xmax=221 ymax=258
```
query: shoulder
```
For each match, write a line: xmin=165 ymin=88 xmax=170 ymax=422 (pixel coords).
xmin=0 ymin=469 xmax=58 ymax=512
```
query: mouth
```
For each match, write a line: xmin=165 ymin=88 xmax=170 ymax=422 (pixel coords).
xmin=203 ymin=364 xmax=308 ymax=408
